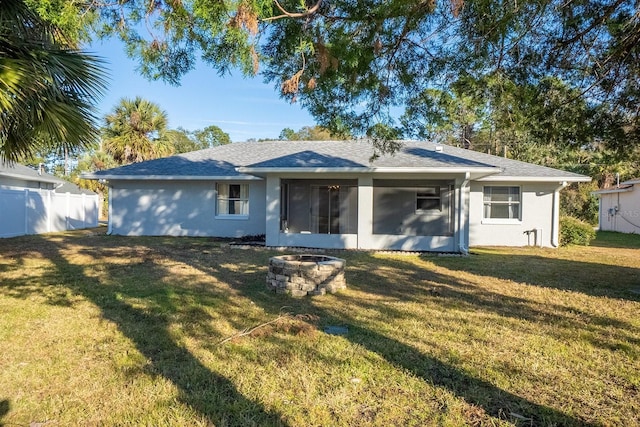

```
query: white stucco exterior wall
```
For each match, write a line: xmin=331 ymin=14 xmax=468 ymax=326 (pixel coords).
xmin=469 ymin=181 xmax=561 ymax=247
xmin=109 ymin=180 xmax=266 ymax=237
xmin=107 ymin=176 xmax=575 ymax=249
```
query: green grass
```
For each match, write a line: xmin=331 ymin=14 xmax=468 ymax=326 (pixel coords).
xmin=590 ymin=230 xmax=640 ymax=249
xmin=1 ymin=229 xmax=639 ymax=426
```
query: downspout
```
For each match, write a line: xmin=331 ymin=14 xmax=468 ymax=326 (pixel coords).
xmin=458 ymin=172 xmax=470 ymax=254
xmin=551 ymin=181 xmax=567 ymax=247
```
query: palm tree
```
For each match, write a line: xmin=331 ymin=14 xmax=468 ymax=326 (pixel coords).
xmin=103 ymin=97 xmax=173 ymax=164
xmin=0 ymin=0 xmax=106 ymax=163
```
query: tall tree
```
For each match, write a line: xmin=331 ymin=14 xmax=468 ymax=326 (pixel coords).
xmin=24 ymin=0 xmax=95 ymax=43
xmin=80 ymin=0 xmax=638 ymax=155
xmin=403 ymin=75 xmax=597 ymax=158
xmin=0 ymin=0 xmax=106 ymax=163
xmin=192 ymin=125 xmax=231 ymax=148
xmin=166 ymin=125 xmax=231 ymax=154
xmin=166 ymin=128 xmax=199 ymax=154
xmin=278 ymin=125 xmax=343 ymax=141
xmin=102 ymin=97 xmax=173 ymax=164
xmin=26 ymin=0 xmax=639 ymax=162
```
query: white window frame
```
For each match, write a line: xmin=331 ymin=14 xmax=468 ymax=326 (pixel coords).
xmin=216 ymin=183 xmax=249 ymax=219
xmin=416 ymin=186 xmax=441 ymax=213
xmin=482 ymin=186 xmax=522 ymax=224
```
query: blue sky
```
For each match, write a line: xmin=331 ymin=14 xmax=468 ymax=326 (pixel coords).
xmin=90 ymin=38 xmax=316 ymax=142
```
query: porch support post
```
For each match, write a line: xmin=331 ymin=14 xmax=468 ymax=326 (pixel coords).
xmin=456 ymin=173 xmax=470 ymax=254
xmin=357 ymin=175 xmax=373 ymax=249
xmin=265 ymin=174 xmax=281 ymax=247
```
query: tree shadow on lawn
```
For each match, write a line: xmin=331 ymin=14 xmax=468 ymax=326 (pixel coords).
xmin=335 ymin=255 xmax=638 ymax=422
xmin=0 ymin=399 xmax=9 ymax=427
xmin=429 ymin=250 xmax=640 ymax=302
xmin=169 ymin=247 xmax=606 ymax=426
xmin=3 ymin=234 xmax=634 ymax=426
xmin=347 ymin=254 xmax=640 ymax=355
xmin=0 ymin=235 xmax=287 ymax=427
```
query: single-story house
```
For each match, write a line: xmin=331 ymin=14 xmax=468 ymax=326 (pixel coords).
xmin=593 ymin=178 xmax=640 ymax=234
xmin=83 ymin=140 xmax=590 ymax=252
xmin=0 ymin=163 xmax=99 ymax=238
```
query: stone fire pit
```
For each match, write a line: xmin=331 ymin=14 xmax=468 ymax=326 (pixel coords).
xmin=266 ymin=254 xmax=346 ymax=297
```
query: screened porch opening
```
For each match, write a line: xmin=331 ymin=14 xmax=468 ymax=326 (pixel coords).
xmin=372 ymin=180 xmax=455 ymax=236
xmin=280 ymin=179 xmax=358 ymax=234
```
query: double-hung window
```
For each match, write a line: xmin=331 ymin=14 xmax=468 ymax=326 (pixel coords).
xmin=483 ymin=186 xmax=521 ymax=220
xmin=216 ymin=183 xmax=249 ymax=216
xmin=416 ymin=187 xmax=441 ymax=212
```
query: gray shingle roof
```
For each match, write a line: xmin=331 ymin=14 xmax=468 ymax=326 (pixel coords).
xmin=55 ymin=181 xmax=98 ymax=195
xmin=0 ymin=163 xmax=98 ymax=194
xmin=85 ymin=156 xmax=242 ymax=179
xmin=84 ymin=140 xmax=590 ymax=182
xmin=0 ymin=163 xmax=65 ymax=184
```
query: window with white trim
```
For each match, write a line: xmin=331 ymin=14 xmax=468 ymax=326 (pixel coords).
xmin=416 ymin=187 xmax=441 ymax=212
xmin=216 ymin=183 xmax=249 ymax=216
xmin=483 ymin=186 xmax=521 ymax=220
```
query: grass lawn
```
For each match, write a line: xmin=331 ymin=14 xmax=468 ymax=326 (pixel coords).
xmin=0 ymin=229 xmax=638 ymax=426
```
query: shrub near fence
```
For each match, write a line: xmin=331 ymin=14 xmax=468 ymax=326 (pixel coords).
xmin=0 ymin=188 xmax=98 ymax=238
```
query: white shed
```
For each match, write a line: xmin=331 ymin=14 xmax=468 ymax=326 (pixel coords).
xmin=593 ymin=179 xmax=640 ymax=234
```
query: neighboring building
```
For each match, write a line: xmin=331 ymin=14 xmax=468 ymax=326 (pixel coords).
xmin=0 ymin=163 xmax=99 ymax=238
xmin=593 ymin=178 xmax=640 ymax=234
xmin=83 ymin=140 xmax=591 ymax=252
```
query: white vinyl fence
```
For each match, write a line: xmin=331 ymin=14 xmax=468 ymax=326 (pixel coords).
xmin=0 ymin=188 xmax=99 ymax=238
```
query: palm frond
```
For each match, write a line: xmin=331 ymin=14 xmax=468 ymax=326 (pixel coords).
xmin=0 ymin=0 xmax=107 ymax=163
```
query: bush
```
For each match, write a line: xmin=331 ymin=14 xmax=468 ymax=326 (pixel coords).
xmin=560 ymin=216 xmax=596 ymax=246
xmin=560 ymin=182 xmax=599 ymax=225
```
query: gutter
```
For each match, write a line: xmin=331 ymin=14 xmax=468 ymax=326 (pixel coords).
xmin=80 ymin=174 xmax=263 ymax=181
xmin=237 ymin=166 xmax=501 ymax=175
xmin=477 ymin=175 xmax=592 ymax=183
xmin=0 ymin=171 xmax=64 ymax=185
xmin=591 ymin=187 xmax=633 ymax=195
